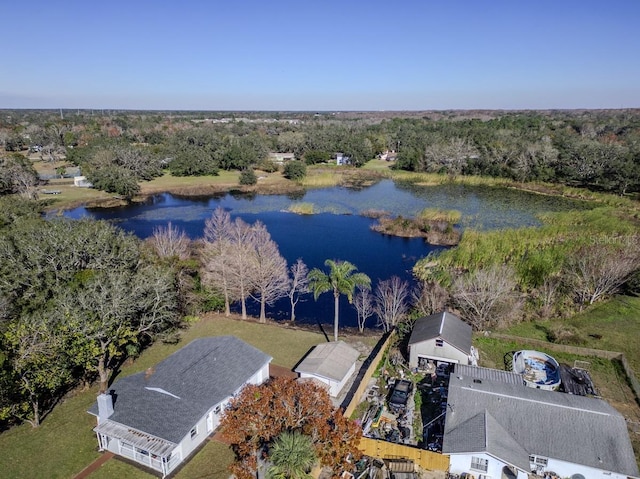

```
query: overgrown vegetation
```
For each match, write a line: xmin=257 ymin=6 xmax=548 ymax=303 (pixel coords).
xmin=288 ymin=202 xmax=314 ymax=214
xmin=417 ymin=208 xmax=462 ymax=224
xmin=414 ymin=204 xmax=640 ymax=328
xmin=371 ymin=214 xmax=461 ymax=246
xmin=0 ymin=210 xmax=183 ymax=428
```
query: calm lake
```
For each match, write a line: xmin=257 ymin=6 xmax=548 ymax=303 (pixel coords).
xmin=62 ymin=179 xmax=589 ymax=328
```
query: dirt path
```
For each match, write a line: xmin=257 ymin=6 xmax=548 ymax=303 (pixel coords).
xmin=270 ymin=363 xmax=297 ymax=379
xmin=73 ymin=452 xmax=114 ymax=479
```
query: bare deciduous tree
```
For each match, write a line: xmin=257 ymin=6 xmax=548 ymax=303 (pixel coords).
xmin=411 ymin=280 xmax=449 ymax=317
xmin=249 ymin=221 xmax=289 ymax=323
xmin=1 ymin=156 xmax=39 ymax=199
xmin=288 ymin=259 xmax=309 ymax=322
xmin=10 ymin=167 xmax=39 ymax=200
xmin=150 ymin=222 xmax=190 ymax=260
xmin=202 ymin=207 xmax=234 ymax=316
xmin=534 ymin=275 xmax=563 ymax=319
xmin=227 ymin=217 xmax=255 ymax=319
xmin=452 ymin=264 xmax=521 ymax=330
xmin=374 ymin=276 xmax=409 ymax=332
xmin=423 ymin=137 xmax=478 ymax=178
xmin=564 ymin=242 xmax=640 ymax=308
xmin=39 ymin=143 xmax=66 ymax=163
xmin=353 ymin=285 xmax=374 ymax=333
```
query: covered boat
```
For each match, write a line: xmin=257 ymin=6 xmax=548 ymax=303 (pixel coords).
xmin=512 ymin=350 xmax=561 ymax=390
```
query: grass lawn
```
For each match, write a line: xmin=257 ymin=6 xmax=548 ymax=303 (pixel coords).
xmin=138 ymin=170 xmax=241 ymax=193
xmin=0 ymin=314 xmax=328 ymax=479
xmin=173 ymin=440 xmax=236 ymax=479
xmin=503 ymin=295 xmax=640 ymax=371
xmin=86 ymin=458 xmax=157 ymax=479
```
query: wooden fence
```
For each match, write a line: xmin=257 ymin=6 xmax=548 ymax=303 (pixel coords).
xmin=342 ymin=331 xmax=396 ymax=417
xmin=358 ymin=437 xmax=450 ymax=472
xmin=340 ymin=331 xmax=450 ymax=473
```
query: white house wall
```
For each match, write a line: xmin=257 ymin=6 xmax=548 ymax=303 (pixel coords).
xmin=450 ymin=453 xmax=635 ymax=479
xmin=544 ymin=457 xmax=636 ymax=479
xmin=449 ymin=453 xmax=528 ymax=479
xmin=178 ymin=412 xmax=211 ymax=462
xmin=409 ymin=339 xmax=468 ymax=369
xmin=298 ymin=363 xmax=355 ymax=397
xmin=332 ymin=363 xmax=356 ymax=397
xmin=299 ymin=372 xmax=336 ymax=395
xmin=100 ymin=435 xmax=180 ymax=476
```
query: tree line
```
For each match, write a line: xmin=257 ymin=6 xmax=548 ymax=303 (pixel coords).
xmin=3 ymin=109 xmax=639 ymax=198
xmin=195 ymin=206 xmax=417 ymax=338
xmin=0 ymin=198 xmax=181 ymax=427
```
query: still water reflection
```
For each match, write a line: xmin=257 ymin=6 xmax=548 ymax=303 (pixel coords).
xmin=62 ymin=180 xmax=589 ymax=328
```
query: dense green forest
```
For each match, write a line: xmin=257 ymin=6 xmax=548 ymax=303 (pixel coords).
xmin=2 ymin=109 xmax=640 ymax=197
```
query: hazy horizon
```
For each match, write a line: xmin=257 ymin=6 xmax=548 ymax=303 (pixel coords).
xmin=2 ymin=0 xmax=639 ymax=111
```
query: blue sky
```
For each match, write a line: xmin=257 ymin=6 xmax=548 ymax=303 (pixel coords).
xmin=1 ymin=0 xmax=639 ymax=110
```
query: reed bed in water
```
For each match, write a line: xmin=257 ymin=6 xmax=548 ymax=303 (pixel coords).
xmin=288 ymin=202 xmax=315 ymax=215
xmin=418 ymin=208 xmax=462 ymax=224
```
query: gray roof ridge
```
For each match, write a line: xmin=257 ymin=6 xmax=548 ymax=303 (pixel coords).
xmin=446 ymin=410 xmax=487 ymax=452
xmin=483 ymin=409 xmax=531 ymax=471
xmin=483 ymin=408 xmax=489 ymax=450
xmin=460 ymin=386 xmax=615 ymax=416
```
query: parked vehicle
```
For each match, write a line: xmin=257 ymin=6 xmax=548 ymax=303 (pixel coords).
xmin=388 ymin=379 xmax=413 ymax=413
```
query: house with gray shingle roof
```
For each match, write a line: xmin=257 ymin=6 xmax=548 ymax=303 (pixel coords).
xmin=88 ymin=336 xmax=272 ymax=477
xmin=407 ymin=311 xmax=475 ymax=369
xmin=295 ymin=341 xmax=360 ymax=397
xmin=443 ymin=364 xmax=639 ymax=479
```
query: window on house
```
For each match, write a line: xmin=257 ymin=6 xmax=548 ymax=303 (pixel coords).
xmin=470 ymin=456 xmax=489 ymax=472
xmin=435 ymin=339 xmax=444 ymax=347
xmin=190 ymin=427 xmax=198 ymax=439
xmin=535 ymin=457 xmax=548 ymax=466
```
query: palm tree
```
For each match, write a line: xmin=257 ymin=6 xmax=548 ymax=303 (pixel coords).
xmin=308 ymin=259 xmax=371 ymax=342
xmin=267 ymin=431 xmax=317 ymax=479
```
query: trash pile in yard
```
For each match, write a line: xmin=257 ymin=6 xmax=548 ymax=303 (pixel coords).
xmin=417 ymin=364 xmax=451 ymax=452
xmin=359 ymin=376 xmax=415 ymax=445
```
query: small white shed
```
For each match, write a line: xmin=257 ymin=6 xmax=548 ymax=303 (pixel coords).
xmin=295 ymin=341 xmax=360 ymax=397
